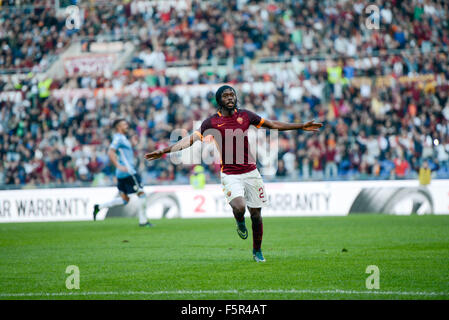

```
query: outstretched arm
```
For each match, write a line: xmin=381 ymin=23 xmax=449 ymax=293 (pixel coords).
xmin=144 ymin=132 xmax=202 ymax=161
xmin=261 ymin=119 xmax=323 ymax=132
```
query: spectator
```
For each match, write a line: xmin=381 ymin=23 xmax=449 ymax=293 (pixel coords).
xmin=276 ymin=159 xmax=287 ymax=177
xmin=324 ymin=143 xmax=338 ymax=179
xmin=394 ymin=153 xmax=410 ymax=179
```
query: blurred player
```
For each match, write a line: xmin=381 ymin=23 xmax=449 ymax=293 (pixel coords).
xmin=93 ymin=118 xmax=153 ymax=227
xmin=144 ymin=85 xmax=322 ymax=261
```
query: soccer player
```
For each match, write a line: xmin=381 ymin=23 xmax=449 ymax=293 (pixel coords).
xmin=93 ymin=118 xmax=153 ymax=227
xmin=144 ymin=85 xmax=322 ymax=261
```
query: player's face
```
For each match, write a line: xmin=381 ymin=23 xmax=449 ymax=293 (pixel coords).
xmin=221 ymin=89 xmax=236 ymax=110
xmin=117 ymin=120 xmax=129 ymax=133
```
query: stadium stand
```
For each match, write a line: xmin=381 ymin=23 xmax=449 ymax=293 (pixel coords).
xmin=1 ymin=0 xmax=449 ymax=188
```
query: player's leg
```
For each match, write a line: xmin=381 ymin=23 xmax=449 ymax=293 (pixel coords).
xmin=136 ymin=190 xmax=153 ymax=227
xmin=248 ymin=207 xmax=265 ymax=262
xmin=229 ymin=197 xmax=248 ymax=239
xmin=221 ymin=172 xmax=247 ymax=239
xmin=136 ymin=190 xmax=147 ymax=226
xmin=244 ymin=169 xmax=268 ymax=262
xmin=93 ymin=192 xmax=129 ymax=221
xmin=134 ymin=174 xmax=153 ymax=227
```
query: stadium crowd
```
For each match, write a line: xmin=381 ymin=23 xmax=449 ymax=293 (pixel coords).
xmin=2 ymin=49 xmax=449 ymax=187
xmin=1 ymin=0 xmax=449 ymax=71
xmin=1 ymin=0 xmax=449 ymax=187
xmin=0 ymin=2 xmax=69 ymax=72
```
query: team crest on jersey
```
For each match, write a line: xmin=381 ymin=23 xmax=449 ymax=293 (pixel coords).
xmin=236 ymin=117 xmax=243 ymax=124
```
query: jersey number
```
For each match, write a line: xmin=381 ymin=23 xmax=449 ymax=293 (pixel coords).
xmin=259 ymin=187 xmax=265 ymax=199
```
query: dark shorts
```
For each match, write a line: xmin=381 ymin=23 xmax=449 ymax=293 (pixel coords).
xmin=117 ymin=174 xmax=143 ymax=195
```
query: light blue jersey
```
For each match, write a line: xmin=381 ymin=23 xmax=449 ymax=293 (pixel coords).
xmin=110 ymin=133 xmax=137 ymax=179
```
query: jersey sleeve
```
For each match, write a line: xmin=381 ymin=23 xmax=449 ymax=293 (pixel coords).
xmin=245 ymin=110 xmax=265 ymax=128
xmin=109 ymin=135 xmax=121 ymax=150
xmin=194 ymin=117 xmax=213 ymax=141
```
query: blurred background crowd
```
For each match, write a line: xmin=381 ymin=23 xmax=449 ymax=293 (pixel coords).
xmin=1 ymin=0 xmax=449 ymax=188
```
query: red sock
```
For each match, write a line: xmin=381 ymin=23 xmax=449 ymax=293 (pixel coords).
xmin=251 ymin=219 xmax=263 ymax=251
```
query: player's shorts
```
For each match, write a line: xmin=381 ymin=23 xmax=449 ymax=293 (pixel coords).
xmin=221 ymin=169 xmax=268 ymax=208
xmin=117 ymin=174 xmax=143 ymax=195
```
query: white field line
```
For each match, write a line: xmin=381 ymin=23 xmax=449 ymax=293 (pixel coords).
xmin=0 ymin=289 xmax=448 ymax=298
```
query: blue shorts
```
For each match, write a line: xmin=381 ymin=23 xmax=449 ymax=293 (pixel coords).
xmin=117 ymin=174 xmax=143 ymax=195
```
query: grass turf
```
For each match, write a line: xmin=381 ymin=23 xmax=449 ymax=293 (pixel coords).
xmin=0 ymin=215 xmax=448 ymax=300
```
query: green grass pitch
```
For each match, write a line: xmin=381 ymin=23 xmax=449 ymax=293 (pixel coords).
xmin=0 ymin=215 xmax=448 ymax=300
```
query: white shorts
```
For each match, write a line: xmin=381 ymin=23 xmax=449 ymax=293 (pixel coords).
xmin=221 ymin=169 xmax=268 ymax=208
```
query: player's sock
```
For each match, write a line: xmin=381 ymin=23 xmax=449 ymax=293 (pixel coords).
xmin=137 ymin=194 xmax=148 ymax=225
xmin=99 ymin=197 xmax=126 ymax=209
xmin=138 ymin=210 xmax=147 ymax=225
xmin=251 ymin=216 xmax=263 ymax=251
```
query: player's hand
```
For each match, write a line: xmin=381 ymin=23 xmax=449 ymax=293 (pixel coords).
xmin=130 ymin=134 xmax=139 ymax=146
xmin=144 ymin=150 xmax=165 ymax=161
xmin=301 ymin=120 xmax=323 ymax=132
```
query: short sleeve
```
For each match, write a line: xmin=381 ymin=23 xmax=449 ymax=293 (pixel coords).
xmin=194 ymin=117 xmax=213 ymax=141
xmin=245 ymin=110 xmax=264 ymax=128
xmin=110 ymin=135 xmax=121 ymax=150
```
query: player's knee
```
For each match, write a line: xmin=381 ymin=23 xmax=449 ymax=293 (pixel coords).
xmin=230 ymin=197 xmax=246 ymax=214
xmin=231 ymin=202 xmax=246 ymax=215
xmin=137 ymin=192 xmax=145 ymax=198
xmin=121 ymin=194 xmax=130 ymax=204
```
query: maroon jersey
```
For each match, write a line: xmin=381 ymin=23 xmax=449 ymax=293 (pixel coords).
xmin=195 ymin=108 xmax=265 ymax=175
